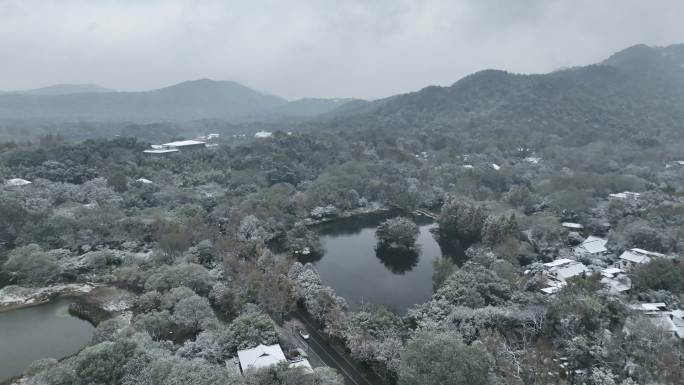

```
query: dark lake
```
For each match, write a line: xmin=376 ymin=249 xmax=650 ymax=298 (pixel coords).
xmin=0 ymin=298 xmax=94 ymax=382
xmin=307 ymin=212 xmax=463 ymax=313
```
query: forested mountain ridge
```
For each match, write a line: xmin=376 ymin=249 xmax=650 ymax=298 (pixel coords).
xmin=0 ymin=79 xmax=286 ymax=121
xmin=2 ymin=44 xmax=682 ymax=145
xmin=0 ymin=79 xmax=366 ymax=124
xmin=324 ymin=44 xmax=684 ymax=148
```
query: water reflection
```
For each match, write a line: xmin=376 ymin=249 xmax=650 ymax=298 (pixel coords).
xmin=436 ymin=236 xmax=470 ymax=266
xmin=375 ymin=244 xmax=420 ymax=275
xmin=309 ymin=211 xmax=446 ymax=312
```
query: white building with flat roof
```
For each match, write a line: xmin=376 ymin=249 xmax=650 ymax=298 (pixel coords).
xmin=562 ymin=222 xmax=584 ymax=230
xmin=144 ymin=139 xmax=206 ymax=155
xmin=161 ymin=140 xmax=206 ymax=149
xmin=255 ymin=131 xmax=273 ymax=138
xmin=4 ymin=178 xmax=32 ymax=186
xmin=143 ymin=148 xmax=179 ymax=155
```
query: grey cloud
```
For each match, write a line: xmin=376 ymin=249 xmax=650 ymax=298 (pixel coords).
xmin=0 ymin=0 xmax=683 ymax=99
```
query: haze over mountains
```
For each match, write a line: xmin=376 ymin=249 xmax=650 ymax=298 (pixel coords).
xmin=1 ymin=43 xmax=683 ymax=145
xmin=0 ymin=79 xmax=360 ymax=122
xmin=325 ymin=43 xmax=684 ymax=146
xmin=5 ymin=84 xmax=116 ymax=96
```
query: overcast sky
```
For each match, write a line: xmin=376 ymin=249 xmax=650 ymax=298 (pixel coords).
xmin=1 ymin=0 xmax=683 ymax=100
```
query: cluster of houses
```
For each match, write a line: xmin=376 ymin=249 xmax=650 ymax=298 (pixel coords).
xmin=232 ymin=343 xmax=313 ymax=375
xmin=539 ymin=235 xmax=668 ymax=295
xmin=536 ymin=228 xmax=682 ymax=338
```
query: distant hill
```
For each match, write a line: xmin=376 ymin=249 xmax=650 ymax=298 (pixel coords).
xmin=322 ymin=43 xmax=684 ymax=146
xmin=265 ymin=98 xmax=360 ymax=118
xmin=10 ymin=84 xmax=116 ymax=95
xmin=0 ymin=79 xmax=287 ymax=121
xmin=2 ymin=43 xmax=683 ymax=144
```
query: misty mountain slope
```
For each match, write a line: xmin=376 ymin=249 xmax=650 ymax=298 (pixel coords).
xmin=266 ymin=98 xmax=360 ymax=117
xmin=0 ymin=79 xmax=287 ymax=121
xmin=9 ymin=84 xmax=115 ymax=95
xmin=326 ymin=44 xmax=684 ymax=146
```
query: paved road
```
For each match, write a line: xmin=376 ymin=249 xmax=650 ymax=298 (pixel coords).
xmin=292 ymin=309 xmax=385 ymax=385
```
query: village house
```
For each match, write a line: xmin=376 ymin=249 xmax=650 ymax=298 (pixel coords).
xmin=630 ymin=303 xmax=684 ymax=339
xmin=540 ymin=258 xmax=589 ymax=294
xmin=600 ymin=267 xmax=631 ymax=294
xmin=618 ymin=248 xmax=666 ymax=270
xmin=236 ymin=344 xmax=287 ymax=373
xmin=574 ymin=236 xmax=608 ymax=257
xmin=235 ymin=343 xmax=314 ymax=374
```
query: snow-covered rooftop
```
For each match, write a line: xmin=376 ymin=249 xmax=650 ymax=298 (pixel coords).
xmin=544 ymin=258 xmax=575 ymax=268
xmin=237 ymin=344 xmax=286 ymax=372
xmin=143 ymin=149 xmax=179 ymax=154
xmin=630 ymin=248 xmax=666 ymax=258
xmin=161 ymin=140 xmax=206 ymax=147
xmin=576 ymin=236 xmax=608 ymax=255
xmin=561 ymin=222 xmax=584 ymax=229
xmin=601 ymin=267 xmax=623 ymax=277
xmin=600 ymin=276 xmax=631 ymax=293
xmin=619 ymin=250 xmax=651 ymax=264
xmin=4 ymin=178 xmax=32 ymax=186
xmin=254 ymin=131 xmax=273 ymax=138
xmin=554 ymin=263 xmax=588 ymax=281
xmin=631 ymin=302 xmax=667 ymax=312
xmin=609 ymin=191 xmax=641 ymax=200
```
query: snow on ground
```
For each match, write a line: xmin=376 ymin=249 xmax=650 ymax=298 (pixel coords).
xmin=0 ymin=284 xmax=98 ymax=309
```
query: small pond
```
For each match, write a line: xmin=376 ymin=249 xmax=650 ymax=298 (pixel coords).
xmin=306 ymin=212 xmax=464 ymax=313
xmin=0 ymin=298 xmax=95 ymax=382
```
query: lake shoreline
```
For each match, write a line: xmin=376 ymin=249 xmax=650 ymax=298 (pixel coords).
xmin=306 ymin=210 xmax=444 ymax=313
xmin=0 ymin=286 xmax=134 ymax=383
xmin=0 ymin=283 xmax=101 ymax=313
